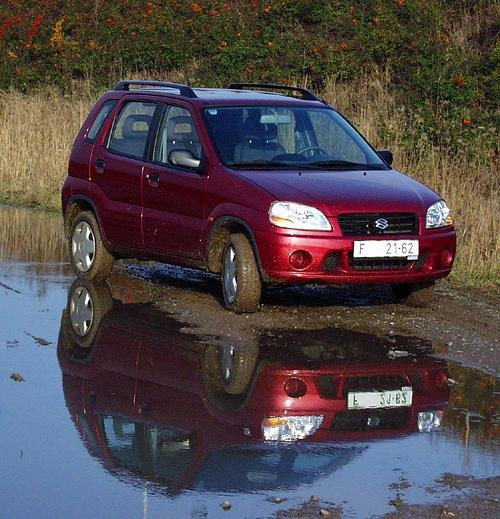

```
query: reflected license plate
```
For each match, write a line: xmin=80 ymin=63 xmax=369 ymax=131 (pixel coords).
xmin=347 ymin=387 xmax=413 ymax=409
xmin=353 ymin=240 xmax=419 ymax=259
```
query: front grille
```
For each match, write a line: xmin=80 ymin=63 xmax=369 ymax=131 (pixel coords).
xmin=339 ymin=213 xmax=418 ymax=236
xmin=343 ymin=375 xmax=408 ymax=396
xmin=348 ymin=254 xmax=413 ymax=271
xmin=331 ymin=408 xmax=411 ymax=432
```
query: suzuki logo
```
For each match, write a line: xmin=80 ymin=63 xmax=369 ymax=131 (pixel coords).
xmin=374 ymin=218 xmax=389 ymax=230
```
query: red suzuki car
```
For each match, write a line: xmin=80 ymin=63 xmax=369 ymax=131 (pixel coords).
xmin=62 ymin=81 xmax=456 ymax=312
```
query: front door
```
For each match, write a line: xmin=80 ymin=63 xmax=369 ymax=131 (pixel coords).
xmin=141 ymin=104 xmax=207 ymax=259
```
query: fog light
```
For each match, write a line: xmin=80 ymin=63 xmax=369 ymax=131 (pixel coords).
xmin=418 ymin=410 xmax=443 ymax=432
xmin=440 ymin=249 xmax=453 ymax=268
xmin=289 ymin=250 xmax=312 ymax=270
xmin=284 ymin=377 xmax=307 ymax=398
xmin=262 ymin=415 xmax=324 ymax=441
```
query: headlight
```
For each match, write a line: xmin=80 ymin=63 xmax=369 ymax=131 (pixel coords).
xmin=426 ymin=201 xmax=453 ymax=229
xmin=262 ymin=415 xmax=324 ymax=441
xmin=269 ymin=202 xmax=332 ymax=231
xmin=418 ymin=410 xmax=443 ymax=432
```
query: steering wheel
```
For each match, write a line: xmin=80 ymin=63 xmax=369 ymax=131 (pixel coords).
xmin=296 ymin=146 xmax=327 ymax=157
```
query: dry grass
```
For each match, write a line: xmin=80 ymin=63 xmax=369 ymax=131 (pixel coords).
xmin=0 ymin=82 xmax=96 ymax=209
xmin=0 ymin=72 xmax=497 ymax=286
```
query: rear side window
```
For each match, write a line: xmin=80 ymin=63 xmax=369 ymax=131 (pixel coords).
xmin=108 ymin=101 xmax=157 ymax=159
xmin=86 ymin=100 xmax=116 ymax=143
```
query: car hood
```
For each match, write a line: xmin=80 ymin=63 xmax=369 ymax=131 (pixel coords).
xmin=238 ymin=169 xmax=440 ymax=216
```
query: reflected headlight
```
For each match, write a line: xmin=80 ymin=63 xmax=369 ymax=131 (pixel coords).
xmin=262 ymin=415 xmax=324 ymax=441
xmin=426 ymin=201 xmax=453 ymax=229
xmin=269 ymin=202 xmax=332 ymax=231
xmin=418 ymin=410 xmax=443 ymax=432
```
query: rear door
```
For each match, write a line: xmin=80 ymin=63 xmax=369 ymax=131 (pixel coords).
xmin=91 ymin=99 xmax=160 ymax=250
xmin=141 ymin=103 xmax=207 ymax=259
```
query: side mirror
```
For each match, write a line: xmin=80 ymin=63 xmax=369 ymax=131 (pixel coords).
xmin=168 ymin=149 xmax=201 ymax=170
xmin=377 ymin=149 xmax=393 ymax=166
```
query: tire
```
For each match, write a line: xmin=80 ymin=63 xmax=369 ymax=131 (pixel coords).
xmin=61 ymin=278 xmax=113 ymax=360
xmin=392 ymin=281 xmax=435 ymax=307
xmin=203 ymin=342 xmax=259 ymax=395
xmin=221 ymin=233 xmax=261 ymax=313
xmin=69 ymin=211 xmax=114 ymax=281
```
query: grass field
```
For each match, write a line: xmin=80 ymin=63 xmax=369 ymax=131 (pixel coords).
xmin=0 ymin=73 xmax=497 ymax=286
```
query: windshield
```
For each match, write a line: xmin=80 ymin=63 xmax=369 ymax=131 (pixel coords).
xmin=204 ymin=106 xmax=387 ymax=170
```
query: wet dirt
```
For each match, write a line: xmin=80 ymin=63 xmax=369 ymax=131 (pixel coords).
xmin=126 ymin=261 xmax=499 ymax=377
xmin=0 ymin=205 xmax=498 ymax=518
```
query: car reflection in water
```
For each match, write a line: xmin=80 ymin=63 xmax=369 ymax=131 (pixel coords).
xmin=58 ymin=279 xmax=450 ymax=495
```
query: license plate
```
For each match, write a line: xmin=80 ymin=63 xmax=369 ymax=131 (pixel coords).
xmin=353 ymin=240 xmax=419 ymax=259
xmin=347 ymin=387 xmax=413 ymax=409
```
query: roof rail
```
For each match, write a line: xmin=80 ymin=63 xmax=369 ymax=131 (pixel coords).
xmin=114 ymin=80 xmax=197 ymax=98
xmin=227 ymin=83 xmax=320 ymax=101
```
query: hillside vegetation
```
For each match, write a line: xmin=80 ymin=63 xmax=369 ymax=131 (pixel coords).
xmin=0 ymin=1 xmax=498 ymax=285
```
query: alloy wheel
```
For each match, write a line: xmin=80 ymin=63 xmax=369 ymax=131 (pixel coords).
xmin=72 ymin=221 xmax=96 ymax=272
xmin=223 ymin=245 xmax=237 ymax=304
xmin=69 ymin=286 xmax=94 ymax=337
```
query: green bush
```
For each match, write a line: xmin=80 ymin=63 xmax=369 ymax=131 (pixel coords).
xmin=0 ymin=0 xmax=497 ymax=147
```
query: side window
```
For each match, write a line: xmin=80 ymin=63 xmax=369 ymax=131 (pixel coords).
xmin=108 ymin=101 xmax=157 ymax=159
xmin=86 ymin=100 xmax=117 ymax=143
xmin=154 ymin=106 xmax=201 ymax=165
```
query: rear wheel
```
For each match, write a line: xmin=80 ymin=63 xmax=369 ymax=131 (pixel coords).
xmin=69 ymin=211 xmax=114 ymax=281
xmin=221 ymin=233 xmax=261 ymax=313
xmin=60 ymin=279 xmax=113 ymax=362
xmin=392 ymin=281 xmax=435 ymax=307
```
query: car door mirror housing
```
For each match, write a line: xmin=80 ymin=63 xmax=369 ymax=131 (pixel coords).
xmin=168 ymin=149 xmax=202 ymax=170
xmin=377 ymin=149 xmax=393 ymax=166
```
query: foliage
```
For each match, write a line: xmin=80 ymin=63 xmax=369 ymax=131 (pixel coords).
xmin=0 ymin=1 xmax=498 ymax=138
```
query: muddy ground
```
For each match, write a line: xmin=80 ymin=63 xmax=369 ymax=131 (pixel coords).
xmin=113 ymin=263 xmax=499 ymax=518
xmin=122 ymin=262 xmax=499 ymax=376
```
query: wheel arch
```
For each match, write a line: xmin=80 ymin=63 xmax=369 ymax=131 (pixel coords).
xmin=64 ymin=195 xmax=102 ymax=239
xmin=207 ymin=216 xmax=266 ymax=279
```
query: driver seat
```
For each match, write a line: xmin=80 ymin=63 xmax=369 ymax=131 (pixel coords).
xmin=234 ymin=122 xmax=285 ymax=162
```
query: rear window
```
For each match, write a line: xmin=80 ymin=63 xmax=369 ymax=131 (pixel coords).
xmin=107 ymin=101 xmax=157 ymax=160
xmin=86 ymin=100 xmax=117 ymax=143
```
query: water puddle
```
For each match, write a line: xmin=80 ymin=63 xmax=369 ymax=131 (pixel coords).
xmin=0 ymin=205 xmax=498 ymax=518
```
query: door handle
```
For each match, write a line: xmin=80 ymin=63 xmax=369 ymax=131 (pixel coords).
xmin=145 ymin=172 xmax=160 ymax=185
xmin=95 ymin=159 xmax=105 ymax=174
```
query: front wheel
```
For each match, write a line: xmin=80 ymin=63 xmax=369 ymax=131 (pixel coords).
xmin=69 ymin=211 xmax=114 ymax=281
xmin=221 ymin=233 xmax=261 ymax=313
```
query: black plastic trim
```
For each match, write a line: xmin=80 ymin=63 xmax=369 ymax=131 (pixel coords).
xmin=208 ymin=216 xmax=266 ymax=279
xmin=115 ymin=80 xmax=197 ymax=98
xmin=227 ymin=83 xmax=320 ymax=101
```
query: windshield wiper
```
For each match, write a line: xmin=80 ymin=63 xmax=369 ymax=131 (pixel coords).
xmin=227 ymin=160 xmax=301 ymax=168
xmin=307 ymin=160 xmax=386 ymax=170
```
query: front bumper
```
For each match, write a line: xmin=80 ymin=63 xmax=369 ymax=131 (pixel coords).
xmin=255 ymin=228 xmax=456 ymax=284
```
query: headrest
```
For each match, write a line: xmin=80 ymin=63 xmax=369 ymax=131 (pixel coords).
xmin=263 ymin=123 xmax=278 ymax=140
xmin=122 ymin=114 xmax=152 ymax=138
xmin=241 ymin=121 xmax=278 ymax=142
xmin=167 ymin=116 xmax=195 ymax=137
